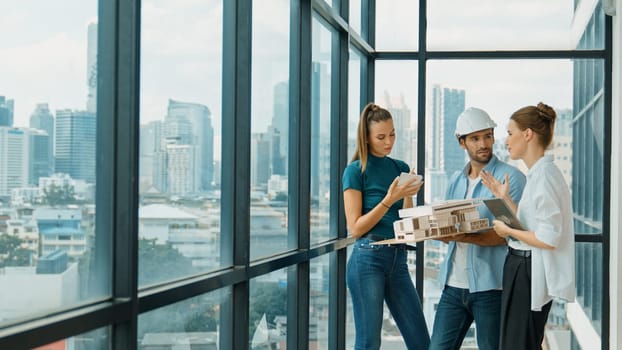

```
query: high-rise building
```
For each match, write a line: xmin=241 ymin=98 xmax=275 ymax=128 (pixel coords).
xmin=54 ymin=110 xmax=96 ymax=183
xmin=166 ymin=143 xmax=196 ymax=195
xmin=0 ymin=127 xmax=50 ymax=196
xmin=550 ymin=108 xmax=573 ymax=187
xmin=30 ymin=103 xmax=55 ymax=167
xmin=427 ymin=85 xmax=466 ymax=202
xmin=0 ymin=96 xmax=15 ymax=127
xmin=140 ymin=121 xmax=162 ymax=190
xmin=271 ymin=82 xmax=288 ymax=175
xmin=251 ymin=133 xmax=271 ymax=188
xmin=29 ymin=129 xmax=52 ymax=185
xmin=0 ymin=128 xmax=29 ymax=197
xmin=166 ymin=99 xmax=214 ymax=191
xmin=381 ymin=91 xmax=416 ymax=167
xmin=86 ymin=22 xmax=98 ymax=114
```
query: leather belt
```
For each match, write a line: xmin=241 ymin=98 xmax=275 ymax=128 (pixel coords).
xmin=509 ymin=247 xmax=531 ymax=258
xmin=365 ymin=234 xmax=391 ymax=242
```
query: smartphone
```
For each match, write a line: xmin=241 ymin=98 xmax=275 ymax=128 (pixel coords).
xmin=398 ymin=172 xmax=423 ymax=187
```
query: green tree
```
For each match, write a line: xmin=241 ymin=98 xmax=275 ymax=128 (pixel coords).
xmin=43 ymin=183 xmax=77 ymax=206
xmin=138 ymin=237 xmax=197 ymax=286
xmin=0 ymin=234 xmax=33 ymax=267
xmin=249 ymin=281 xmax=287 ymax=339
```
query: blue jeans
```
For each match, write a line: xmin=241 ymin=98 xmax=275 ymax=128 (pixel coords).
xmin=347 ymin=238 xmax=430 ymax=350
xmin=429 ymin=286 xmax=502 ymax=350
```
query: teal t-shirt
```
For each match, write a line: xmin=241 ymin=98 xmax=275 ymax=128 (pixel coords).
xmin=342 ymin=154 xmax=410 ymax=239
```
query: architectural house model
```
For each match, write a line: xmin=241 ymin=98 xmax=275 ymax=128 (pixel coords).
xmin=374 ymin=199 xmax=491 ymax=245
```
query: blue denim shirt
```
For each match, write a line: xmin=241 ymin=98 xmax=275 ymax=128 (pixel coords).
xmin=438 ymin=155 xmax=526 ymax=292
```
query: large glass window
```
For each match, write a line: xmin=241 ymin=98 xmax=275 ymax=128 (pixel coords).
xmin=310 ymin=253 xmax=331 ymax=349
xmin=310 ymin=16 xmax=334 ymax=245
xmin=36 ymin=327 xmax=109 ymax=349
xmin=0 ymin=0 xmax=105 ymax=326
xmin=375 ymin=0 xmax=419 ymax=51
xmin=427 ymin=0 xmax=605 ymax=51
xmin=349 ymin=0 xmax=362 ymax=37
xmin=423 ymin=59 xmax=603 ymax=348
xmin=250 ymin=0 xmax=290 ymax=260
xmin=374 ymin=61 xmax=419 ymax=169
xmin=249 ymin=269 xmax=288 ymax=349
xmin=139 ymin=1 xmax=223 ymax=286
xmin=347 ymin=49 xmax=362 ymax=164
xmin=138 ymin=289 xmax=227 ymax=348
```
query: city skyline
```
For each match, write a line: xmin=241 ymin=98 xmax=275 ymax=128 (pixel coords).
xmin=1 ymin=1 xmax=578 ymax=136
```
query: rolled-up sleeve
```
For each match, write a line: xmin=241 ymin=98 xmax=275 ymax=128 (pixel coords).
xmin=532 ymin=181 xmax=563 ymax=248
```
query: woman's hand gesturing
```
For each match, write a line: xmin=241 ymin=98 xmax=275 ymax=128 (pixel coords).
xmin=480 ymin=171 xmax=509 ymax=200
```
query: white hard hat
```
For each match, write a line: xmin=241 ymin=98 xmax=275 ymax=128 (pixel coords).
xmin=454 ymin=107 xmax=497 ymax=139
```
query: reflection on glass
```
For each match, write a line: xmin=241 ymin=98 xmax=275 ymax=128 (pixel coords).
xmin=310 ymin=17 xmax=333 ymax=245
xmin=250 ymin=269 xmax=288 ymax=349
xmin=347 ymin=50 xmax=361 ymax=165
xmin=0 ymin=1 xmax=105 ymax=326
xmin=375 ymin=0 xmax=419 ymax=51
xmin=138 ymin=1 xmax=223 ymax=286
xmin=374 ymin=61 xmax=418 ymax=169
xmin=250 ymin=0 xmax=290 ymax=260
xmin=138 ymin=289 xmax=227 ymax=349
xmin=349 ymin=0 xmax=362 ymax=36
xmin=310 ymin=253 xmax=331 ymax=349
xmin=345 ymin=246 xmax=355 ymax=349
xmin=427 ymin=0 xmax=605 ymax=50
xmin=572 ymin=59 xmax=604 ymax=235
xmin=34 ymin=327 xmax=109 ymax=350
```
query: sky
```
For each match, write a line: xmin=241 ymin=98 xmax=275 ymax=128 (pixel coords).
xmin=0 ymin=0 xmax=597 ymax=150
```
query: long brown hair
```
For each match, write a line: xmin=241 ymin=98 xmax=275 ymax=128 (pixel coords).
xmin=510 ymin=102 xmax=557 ymax=149
xmin=351 ymin=102 xmax=393 ymax=172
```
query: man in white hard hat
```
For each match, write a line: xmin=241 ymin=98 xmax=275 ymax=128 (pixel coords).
xmin=429 ymin=107 xmax=527 ymax=350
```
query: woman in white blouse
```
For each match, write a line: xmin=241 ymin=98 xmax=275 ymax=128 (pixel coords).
xmin=480 ymin=102 xmax=575 ymax=350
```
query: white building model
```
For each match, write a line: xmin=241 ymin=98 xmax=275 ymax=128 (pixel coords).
xmin=377 ymin=199 xmax=491 ymax=245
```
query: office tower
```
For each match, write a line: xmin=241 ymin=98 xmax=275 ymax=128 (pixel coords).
xmin=269 ymin=127 xmax=285 ymax=176
xmin=54 ymin=110 xmax=96 ymax=183
xmin=86 ymin=22 xmax=98 ymax=114
xmin=166 ymin=143 xmax=196 ymax=195
xmin=0 ymin=127 xmax=51 ymax=196
xmin=381 ymin=91 xmax=415 ymax=167
xmin=271 ymin=82 xmax=288 ymax=175
xmin=152 ymin=149 xmax=168 ymax=193
xmin=140 ymin=121 xmax=162 ymax=189
xmin=439 ymin=87 xmax=466 ymax=176
xmin=165 ymin=99 xmax=214 ymax=191
xmin=29 ymin=129 xmax=52 ymax=185
xmin=311 ymin=61 xmax=331 ymax=201
xmin=251 ymin=133 xmax=271 ymax=188
xmin=427 ymin=85 xmax=465 ymax=202
xmin=0 ymin=96 xmax=15 ymax=127
xmin=30 ymin=103 xmax=55 ymax=167
xmin=0 ymin=127 xmax=29 ymax=196
xmin=551 ymin=108 xmax=573 ymax=188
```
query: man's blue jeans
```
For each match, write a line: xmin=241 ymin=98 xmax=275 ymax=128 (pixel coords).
xmin=347 ymin=238 xmax=430 ymax=350
xmin=429 ymin=285 xmax=502 ymax=350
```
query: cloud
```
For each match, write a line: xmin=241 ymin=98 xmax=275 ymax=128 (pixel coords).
xmin=0 ymin=33 xmax=87 ymax=125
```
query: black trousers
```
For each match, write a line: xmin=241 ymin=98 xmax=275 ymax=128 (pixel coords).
xmin=499 ymin=252 xmax=552 ymax=350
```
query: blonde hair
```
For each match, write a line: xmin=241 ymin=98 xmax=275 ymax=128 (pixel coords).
xmin=351 ymin=103 xmax=393 ymax=172
xmin=510 ymin=102 xmax=557 ymax=149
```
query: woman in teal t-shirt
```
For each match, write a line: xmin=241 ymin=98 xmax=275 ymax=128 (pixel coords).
xmin=343 ymin=102 xmax=429 ymax=350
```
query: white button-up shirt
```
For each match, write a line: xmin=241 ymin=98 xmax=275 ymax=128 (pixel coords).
xmin=516 ymin=155 xmax=576 ymax=311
